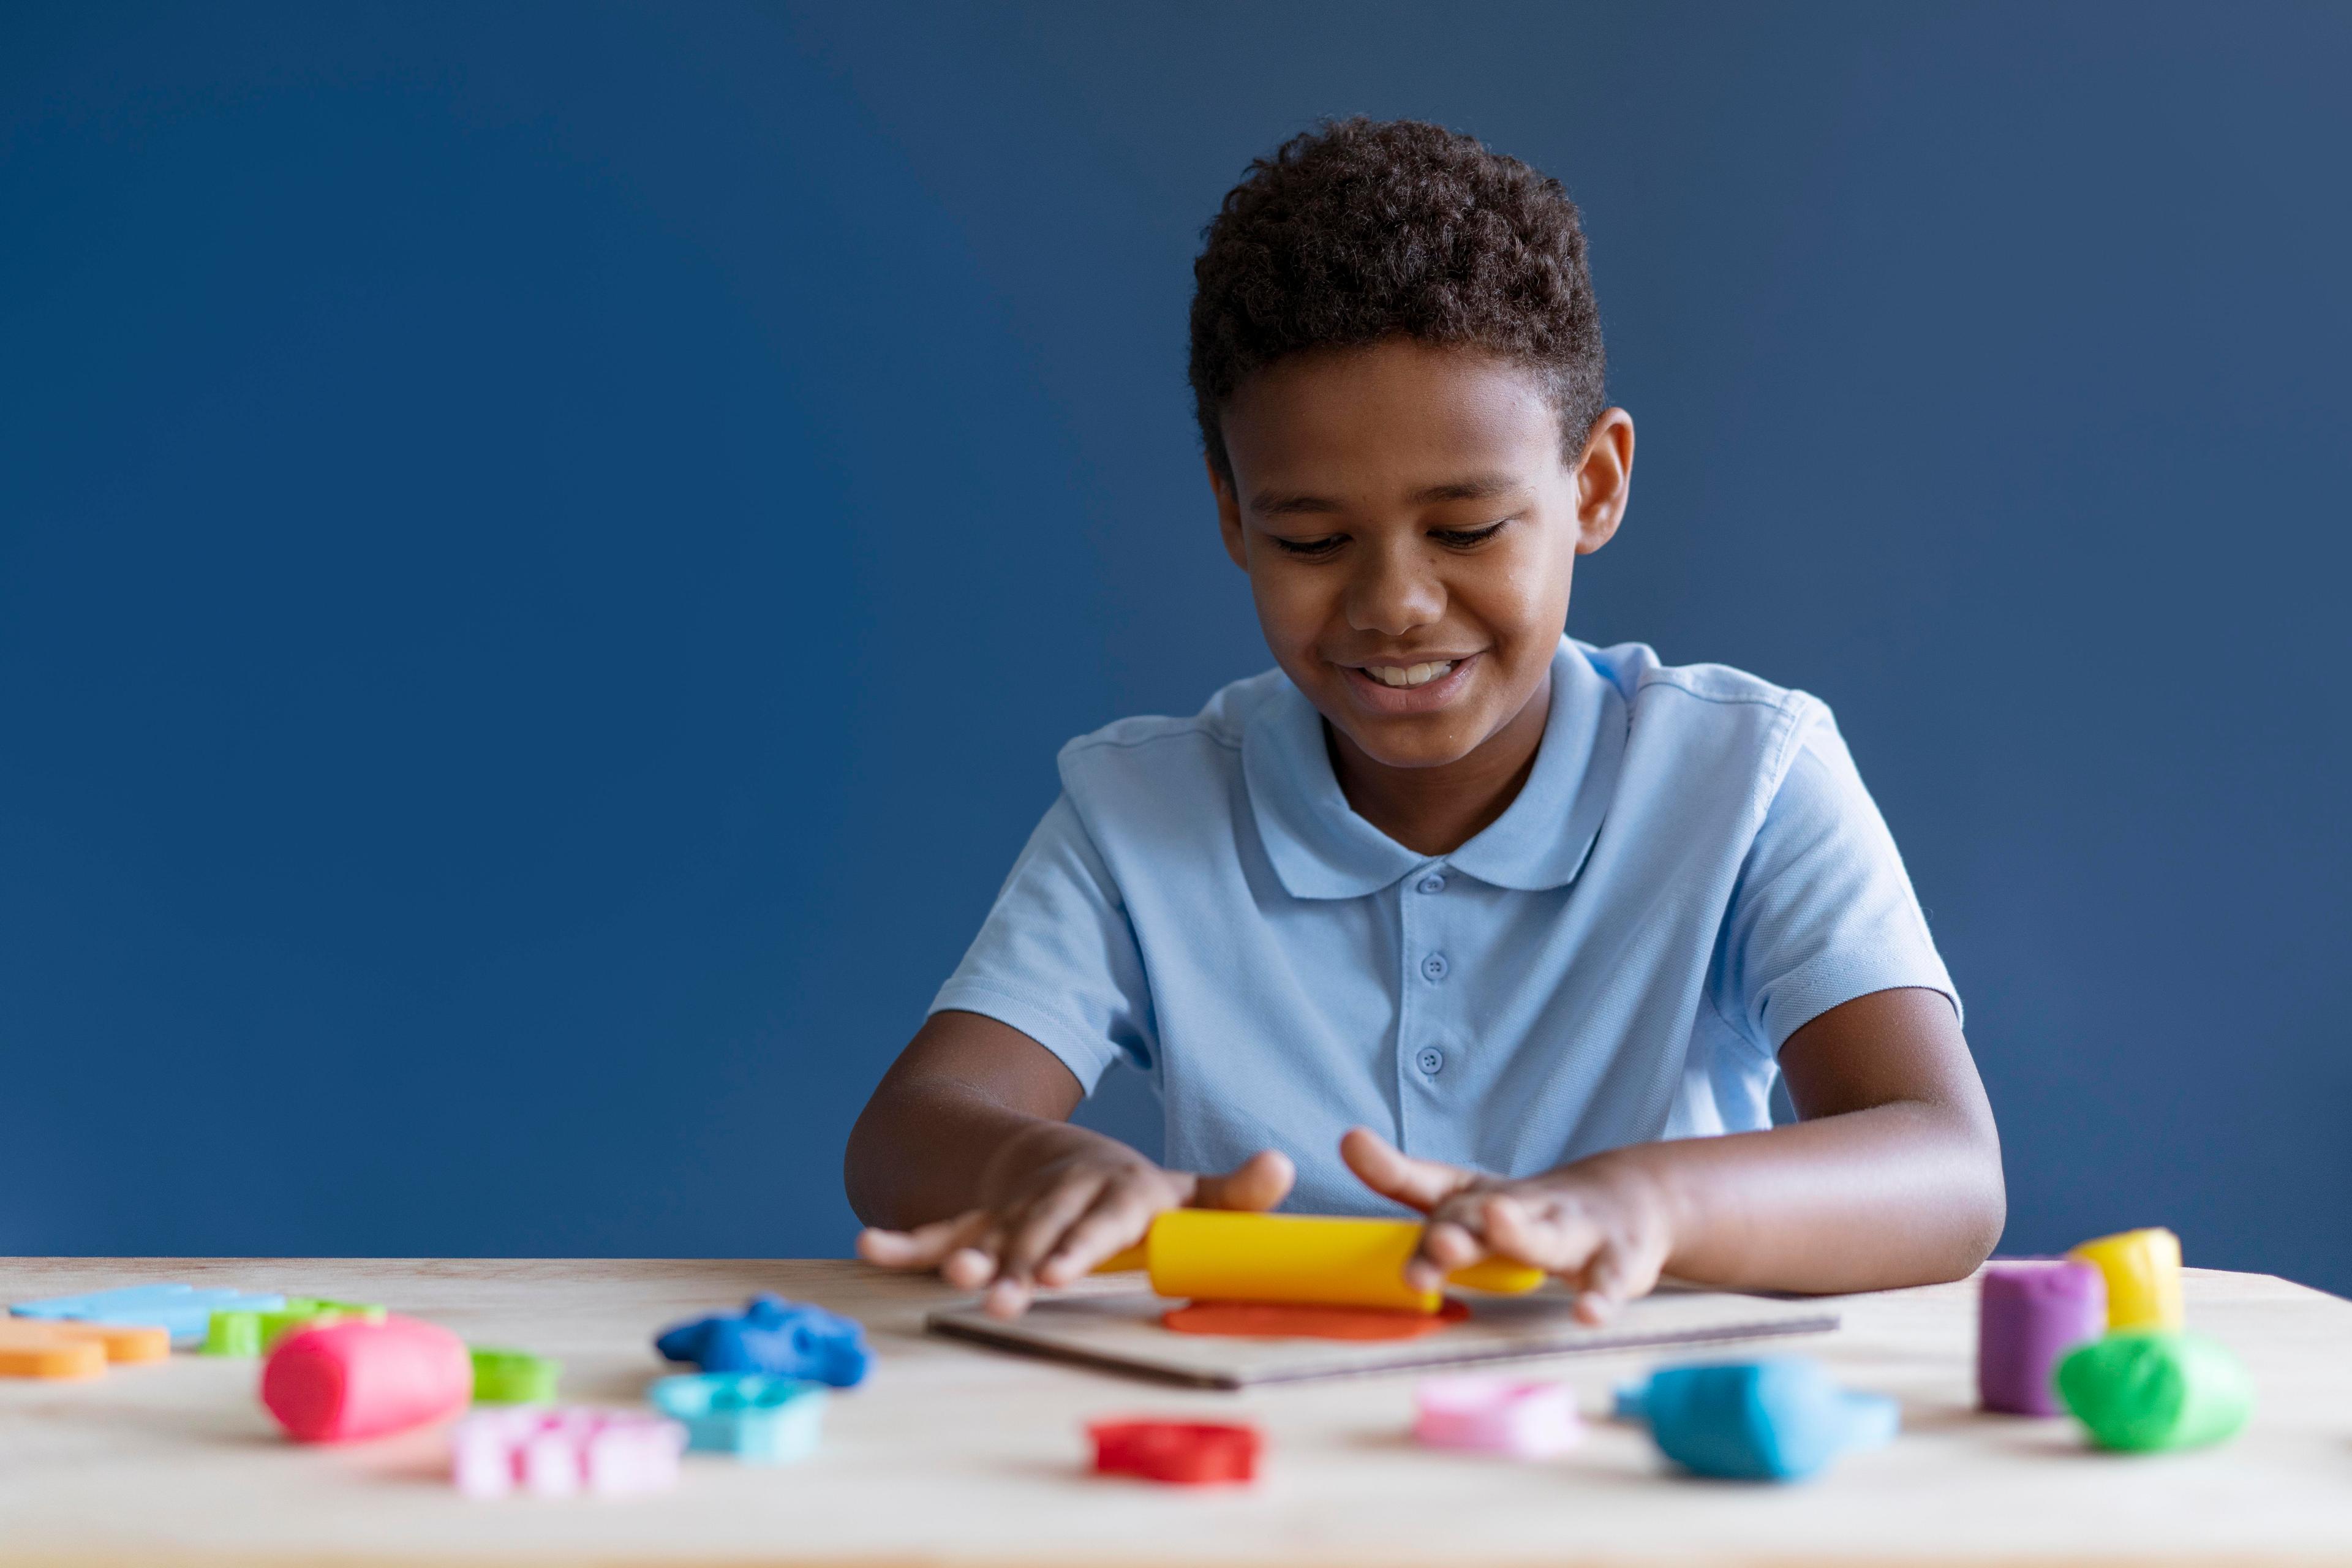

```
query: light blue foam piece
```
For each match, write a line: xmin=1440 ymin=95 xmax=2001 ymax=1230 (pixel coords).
xmin=12 ymin=1284 xmax=195 ymax=1319
xmin=12 ymin=1285 xmax=287 ymax=1347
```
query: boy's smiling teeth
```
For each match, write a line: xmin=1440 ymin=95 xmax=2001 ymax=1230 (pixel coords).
xmin=1364 ymin=660 xmax=1457 ymax=688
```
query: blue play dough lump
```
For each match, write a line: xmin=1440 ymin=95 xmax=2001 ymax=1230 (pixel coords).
xmin=1627 ymin=1358 xmax=1899 ymax=1481
xmin=654 ymin=1294 xmax=872 ymax=1387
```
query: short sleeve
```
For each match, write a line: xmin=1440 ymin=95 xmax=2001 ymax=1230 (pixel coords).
xmin=1715 ymin=707 xmax=1961 ymax=1052
xmin=927 ymin=793 xmax=1157 ymax=1095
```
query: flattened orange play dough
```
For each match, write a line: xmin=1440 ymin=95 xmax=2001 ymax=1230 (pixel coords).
xmin=1162 ymin=1297 xmax=1471 ymax=1341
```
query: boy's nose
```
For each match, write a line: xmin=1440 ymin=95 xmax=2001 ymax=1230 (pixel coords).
xmin=1344 ymin=546 xmax=1445 ymax=636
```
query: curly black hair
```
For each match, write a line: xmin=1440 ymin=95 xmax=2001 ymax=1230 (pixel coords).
xmin=1188 ymin=117 xmax=1605 ymax=478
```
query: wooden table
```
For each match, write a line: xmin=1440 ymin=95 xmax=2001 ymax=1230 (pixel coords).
xmin=1 ymin=1258 xmax=2346 ymax=1566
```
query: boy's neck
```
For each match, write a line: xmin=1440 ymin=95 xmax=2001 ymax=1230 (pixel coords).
xmin=1324 ymin=670 xmax=1553 ymax=857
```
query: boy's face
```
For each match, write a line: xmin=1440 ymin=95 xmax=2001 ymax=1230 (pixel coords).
xmin=1212 ymin=339 xmax=1632 ymax=775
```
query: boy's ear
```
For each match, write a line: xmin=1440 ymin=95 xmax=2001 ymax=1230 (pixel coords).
xmin=1572 ymin=408 xmax=1635 ymax=556
xmin=1208 ymin=453 xmax=1250 ymax=570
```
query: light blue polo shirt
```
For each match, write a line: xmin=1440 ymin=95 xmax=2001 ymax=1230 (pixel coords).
xmin=930 ymin=638 xmax=1958 ymax=1216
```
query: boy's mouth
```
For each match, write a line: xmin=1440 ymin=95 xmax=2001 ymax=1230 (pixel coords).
xmin=1338 ymin=652 xmax=1480 ymax=712
xmin=1363 ymin=661 xmax=1456 ymax=688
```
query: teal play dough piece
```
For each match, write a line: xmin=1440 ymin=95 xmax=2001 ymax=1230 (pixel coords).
xmin=1631 ymin=1359 xmax=1899 ymax=1482
xmin=2056 ymin=1330 xmax=2253 ymax=1452
xmin=649 ymin=1373 xmax=827 ymax=1464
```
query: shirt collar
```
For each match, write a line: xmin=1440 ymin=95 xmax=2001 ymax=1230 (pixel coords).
xmin=1242 ymin=638 xmax=1628 ymax=900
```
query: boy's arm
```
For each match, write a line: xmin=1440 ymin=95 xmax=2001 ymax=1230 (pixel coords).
xmin=1354 ymin=986 xmax=2004 ymax=1321
xmin=846 ymin=1009 xmax=1294 ymax=1316
xmin=845 ymin=1009 xmax=1090 ymax=1229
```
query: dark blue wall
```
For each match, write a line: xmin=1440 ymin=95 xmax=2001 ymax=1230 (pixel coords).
xmin=6 ymin=3 xmax=2348 ymax=1284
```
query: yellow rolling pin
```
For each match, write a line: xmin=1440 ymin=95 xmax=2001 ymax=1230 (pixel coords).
xmin=1092 ymin=1210 xmax=1545 ymax=1313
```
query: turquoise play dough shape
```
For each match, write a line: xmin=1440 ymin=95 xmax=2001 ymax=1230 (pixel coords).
xmin=2056 ymin=1330 xmax=2253 ymax=1452
xmin=1626 ymin=1359 xmax=1899 ymax=1481
xmin=649 ymin=1373 xmax=827 ymax=1464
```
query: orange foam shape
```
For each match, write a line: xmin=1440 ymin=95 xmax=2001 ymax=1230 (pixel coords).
xmin=54 ymin=1321 xmax=172 ymax=1363
xmin=0 ymin=1318 xmax=168 ymax=1376
xmin=1162 ymin=1297 xmax=1471 ymax=1341
xmin=0 ymin=1322 xmax=108 ymax=1379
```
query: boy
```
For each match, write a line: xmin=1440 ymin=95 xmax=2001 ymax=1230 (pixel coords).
xmin=847 ymin=118 xmax=2003 ymax=1321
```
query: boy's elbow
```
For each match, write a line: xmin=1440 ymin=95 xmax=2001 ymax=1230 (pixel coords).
xmin=1951 ymin=1178 xmax=2007 ymax=1279
xmin=841 ymin=1090 xmax=902 ymax=1229
xmin=1936 ymin=1121 xmax=2008 ymax=1281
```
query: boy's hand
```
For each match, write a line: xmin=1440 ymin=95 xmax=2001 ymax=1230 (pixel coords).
xmin=1340 ymin=1126 xmax=1674 ymax=1325
xmin=857 ymin=1122 xmax=1294 ymax=1319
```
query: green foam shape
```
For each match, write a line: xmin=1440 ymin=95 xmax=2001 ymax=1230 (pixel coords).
xmin=258 ymin=1299 xmax=386 ymax=1350
xmin=470 ymin=1348 xmax=562 ymax=1404
xmin=295 ymin=1298 xmax=383 ymax=1319
xmin=2056 ymin=1330 xmax=2253 ymax=1452
xmin=202 ymin=1310 xmax=263 ymax=1357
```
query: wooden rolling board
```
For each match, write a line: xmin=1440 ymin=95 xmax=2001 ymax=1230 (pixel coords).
xmin=926 ymin=1280 xmax=1839 ymax=1386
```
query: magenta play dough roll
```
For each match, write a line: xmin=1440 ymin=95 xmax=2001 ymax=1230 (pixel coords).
xmin=261 ymin=1314 xmax=473 ymax=1443
xmin=1978 ymin=1261 xmax=2106 ymax=1416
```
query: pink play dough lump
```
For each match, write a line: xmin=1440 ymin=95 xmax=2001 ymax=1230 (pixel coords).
xmin=261 ymin=1314 xmax=473 ymax=1443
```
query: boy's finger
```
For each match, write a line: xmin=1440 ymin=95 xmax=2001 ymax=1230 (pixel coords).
xmin=854 ymin=1227 xmax=922 ymax=1268
xmin=996 ymin=1174 xmax=1111 ymax=1284
xmin=1037 ymin=1186 xmax=1160 ymax=1286
xmin=1485 ymin=1192 xmax=1603 ymax=1275
xmin=941 ymin=1226 xmax=1006 ymax=1290
xmin=1404 ymin=1216 xmax=1486 ymax=1292
xmin=1423 ymin=1216 xmax=1487 ymax=1268
xmin=1339 ymin=1126 xmax=1476 ymax=1212
xmin=981 ymin=1274 xmax=1033 ymax=1319
xmin=1189 ymin=1148 xmax=1296 ymax=1212
xmin=855 ymin=1210 xmax=989 ymax=1270
xmin=1571 ymin=1242 xmax=1637 ymax=1325
xmin=942 ymin=1246 xmax=1000 ymax=1291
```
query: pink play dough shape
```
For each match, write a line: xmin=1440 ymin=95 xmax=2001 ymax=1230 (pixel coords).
xmin=451 ymin=1408 xmax=687 ymax=1498
xmin=1412 ymin=1376 xmax=1582 ymax=1458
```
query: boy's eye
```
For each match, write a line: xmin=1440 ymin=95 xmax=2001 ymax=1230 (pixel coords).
xmin=1272 ymin=535 xmax=1345 ymax=558
xmin=1431 ymin=519 xmax=1511 ymax=548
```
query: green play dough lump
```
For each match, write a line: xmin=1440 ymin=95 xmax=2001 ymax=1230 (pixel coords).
xmin=470 ymin=1348 xmax=562 ymax=1404
xmin=2056 ymin=1330 xmax=2253 ymax=1452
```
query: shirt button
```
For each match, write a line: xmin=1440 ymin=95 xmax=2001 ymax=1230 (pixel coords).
xmin=1415 ymin=1047 xmax=1446 ymax=1076
xmin=1416 ymin=872 xmax=1447 ymax=894
xmin=1421 ymin=952 xmax=1449 ymax=982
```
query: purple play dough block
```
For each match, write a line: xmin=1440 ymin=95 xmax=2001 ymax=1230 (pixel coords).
xmin=1978 ymin=1261 xmax=2107 ymax=1415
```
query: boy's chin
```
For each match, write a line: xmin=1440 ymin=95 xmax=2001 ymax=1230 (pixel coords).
xmin=1324 ymin=710 xmax=1503 ymax=774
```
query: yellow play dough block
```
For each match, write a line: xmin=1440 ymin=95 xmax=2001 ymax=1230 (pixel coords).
xmin=2067 ymin=1227 xmax=2185 ymax=1330
xmin=1096 ymin=1210 xmax=1546 ymax=1313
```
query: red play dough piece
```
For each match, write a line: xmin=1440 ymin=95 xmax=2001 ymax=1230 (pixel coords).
xmin=1161 ymin=1297 xmax=1471 ymax=1341
xmin=1088 ymin=1419 xmax=1262 ymax=1484
xmin=260 ymin=1314 xmax=473 ymax=1444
